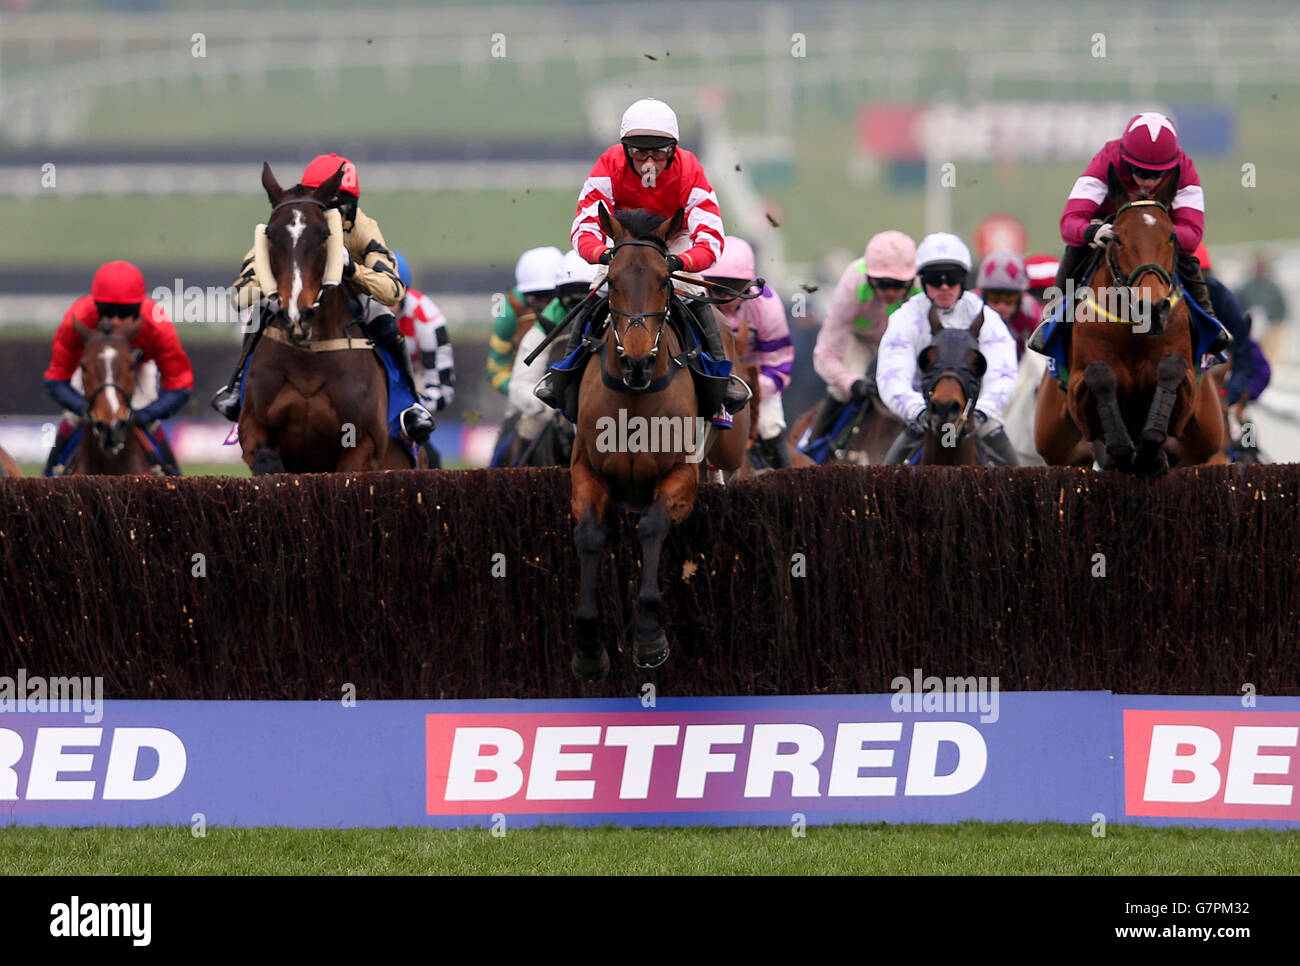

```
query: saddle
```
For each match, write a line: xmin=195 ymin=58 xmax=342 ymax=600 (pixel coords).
xmin=1028 ymin=257 xmax=1229 ymax=388
xmin=538 ymin=294 xmax=734 ymax=424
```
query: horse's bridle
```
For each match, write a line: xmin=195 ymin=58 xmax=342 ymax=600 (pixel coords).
xmin=82 ymin=335 xmax=139 ymax=415
xmin=265 ymin=195 xmax=342 ymax=323
xmin=605 ymin=239 xmax=674 ymax=359
xmin=1104 ymin=200 xmax=1176 ymax=289
xmin=920 ymin=329 xmax=983 ymax=437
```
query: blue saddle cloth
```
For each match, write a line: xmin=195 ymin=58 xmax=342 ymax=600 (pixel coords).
xmin=1037 ymin=279 xmax=1230 ymax=386
xmin=544 ymin=297 xmax=734 ymax=424
xmin=796 ymin=399 xmax=864 ymax=465
xmin=46 ymin=425 xmax=172 ymax=476
xmin=239 ymin=343 xmax=417 ymax=465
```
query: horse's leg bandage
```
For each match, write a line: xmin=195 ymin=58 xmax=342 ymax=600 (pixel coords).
xmin=1083 ymin=360 xmax=1135 ymax=469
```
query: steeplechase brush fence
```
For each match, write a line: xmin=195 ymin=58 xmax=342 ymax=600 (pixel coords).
xmin=1 ymin=465 xmax=1296 ymax=698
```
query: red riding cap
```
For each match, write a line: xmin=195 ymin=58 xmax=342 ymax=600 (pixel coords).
xmin=1119 ymin=112 xmax=1182 ymax=172
xmin=301 ymin=153 xmax=360 ymax=197
xmin=91 ymin=261 xmax=146 ymax=304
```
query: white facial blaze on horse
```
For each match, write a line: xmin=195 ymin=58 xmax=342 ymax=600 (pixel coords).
xmin=98 ymin=345 xmax=120 ymax=414
xmin=287 ymin=209 xmax=306 ymax=325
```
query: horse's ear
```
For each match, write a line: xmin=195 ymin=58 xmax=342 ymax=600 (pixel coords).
xmin=597 ymin=202 xmax=622 ymax=243
xmin=969 ymin=308 xmax=986 ymax=338
xmin=927 ymin=304 xmax=943 ymax=334
xmin=657 ymin=207 xmax=686 ymax=243
xmin=1105 ymin=163 xmax=1128 ymax=207
xmin=969 ymin=350 xmax=987 ymax=379
xmin=72 ymin=318 xmax=96 ymax=343
xmin=1154 ymin=165 xmax=1180 ymax=207
xmin=262 ymin=162 xmax=285 ymax=206
xmin=312 ymin=164 xmax=346 ymax=205
xmin=918 ymin=346 xmax=937 ymax=371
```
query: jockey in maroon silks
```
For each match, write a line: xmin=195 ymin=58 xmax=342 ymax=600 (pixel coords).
xmin=1051 ymin=111 xmax=1215 ymax=323
xmin=42 ymin=260 xmax=193 ymax=475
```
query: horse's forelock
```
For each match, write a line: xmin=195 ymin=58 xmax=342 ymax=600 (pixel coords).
xmin=615 ymin=208 xmax=669 ymax=244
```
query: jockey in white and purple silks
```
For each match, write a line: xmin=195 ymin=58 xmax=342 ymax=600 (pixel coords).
xmin=701 ymin=236 xmax=796 ymax=467
xmin=877 ymin=232 xmax=1020 ymax=466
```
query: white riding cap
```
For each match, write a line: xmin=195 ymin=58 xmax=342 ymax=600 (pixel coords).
xmin=515 ymin=246 xmax=564 ymax=294
xmin=556 ymin=248 xmax=599 ymax=287
xmin=620 ymin=98 xmax=680 ymax=141
xmin=916 ymin=232 xmax=973 ymax=272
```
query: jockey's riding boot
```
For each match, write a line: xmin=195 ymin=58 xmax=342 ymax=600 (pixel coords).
xmin=148 ymin=424 xmax=183 ymax=476
xmin=366 ymin=313 xmax=435 ymax=444
xmin=1028 ymin=244 xmax=1089 ymax=356
xmin=980 ymin=427 xmax=1020 ymax=467
xmin=689 ymin=301 xmax=752 ymax=415
xmin=210 ymin=327 xmax=260 ymax=421
xmin=882 ymin=423 xmax=926 ymax=465
xmin=41 ymin=422 xmax=76 ymax=477
xmin=757 ymin=433 xmax=793 ymax=469
xmin=1177 ymin=252 xmax=1232 ymax=355
xmin=808 ymin=393 xmax=844 ymax=441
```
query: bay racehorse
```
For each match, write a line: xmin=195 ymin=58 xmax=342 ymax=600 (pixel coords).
xmin=788 ymin=395 xmax=898 ymax=466
xmin=239 ymin=162 xmax=418 ymax=473
xmin=68 ymin=329 xmax=159 ymax=475
xmin=569 ymin=205 xmax=750 ymax=682
xmin=1034 ymin=165 xmax=1225 ymax=474
xmin=0 ymin=445 xmax=22 ymax=477
xmin=915 ymin=307 xmax=985 ymax=466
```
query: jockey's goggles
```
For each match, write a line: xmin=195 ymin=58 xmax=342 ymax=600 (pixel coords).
xmin=868 ymin=276 xmax=912 ymax=291
xmin=95 ymin=301 xmax=142 ymax=320
xmin=627 ymin=147 xmax=672 ymax=161
xmin=982 ymin=290 xmax=1021 ymax=305
xmin=920 ymin=269 xmax=965 ymax=288
xmin=1128 ymin=163 xmax=1165 ymax=181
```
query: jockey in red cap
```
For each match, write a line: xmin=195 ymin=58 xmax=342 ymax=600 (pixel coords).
xmin=211 ymin=153 xmax=433 ymax=444
xmin=42 ymin=261 xmax=194 ymax=475
xmin=537 ymin=97 xmax=749 ymax=418
xmin=1049 ymin=112 xmax=1216 ymax=323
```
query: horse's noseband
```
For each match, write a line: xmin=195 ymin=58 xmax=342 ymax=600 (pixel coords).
xmin=606 ymin=238 xmax=673 ymax=360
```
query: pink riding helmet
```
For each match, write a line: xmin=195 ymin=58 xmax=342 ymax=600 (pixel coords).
xmin=864 ymin=230 xmax=917 ymax=279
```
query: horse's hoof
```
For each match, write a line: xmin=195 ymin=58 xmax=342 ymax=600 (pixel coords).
xmin=633 ymin=631 xmax=670 ymax=669
xmin=571 ymin=648 xmax=610 ymax=683
xmin=1135 ymin=449 xmax=1170 ymax=477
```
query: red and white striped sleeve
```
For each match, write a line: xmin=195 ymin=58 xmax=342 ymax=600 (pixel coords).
xmin=570 ymin=148 xmax=619 ymax=263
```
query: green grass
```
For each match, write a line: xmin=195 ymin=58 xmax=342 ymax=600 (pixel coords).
xmin=17 ymin=460 xmax=249 ymax=477
xmin=3 ymin=823 xmax=1297 ymax=875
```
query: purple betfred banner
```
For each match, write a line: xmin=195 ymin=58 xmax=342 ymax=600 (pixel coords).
xmin=1 ymin=694 xmax=1296 ymax=829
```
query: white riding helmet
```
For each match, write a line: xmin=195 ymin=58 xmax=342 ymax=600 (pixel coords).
xmin=703 ymin=236 xmax=755 ymax=280
xmin=515 ymin=246 xmax=564 ymax=294
xmin=555 ymin=248 xmax=598 ymax=288
xmin=976 ymin=251 xmax=1029 ymax=292
xmin=915 ymin=232 xmax=973 ymax=273
xmin=620 ymin=98 xmax=680 ymax=141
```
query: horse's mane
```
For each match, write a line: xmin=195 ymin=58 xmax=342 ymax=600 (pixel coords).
xmin=615 ymin=208 xmax=668 ymax=243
